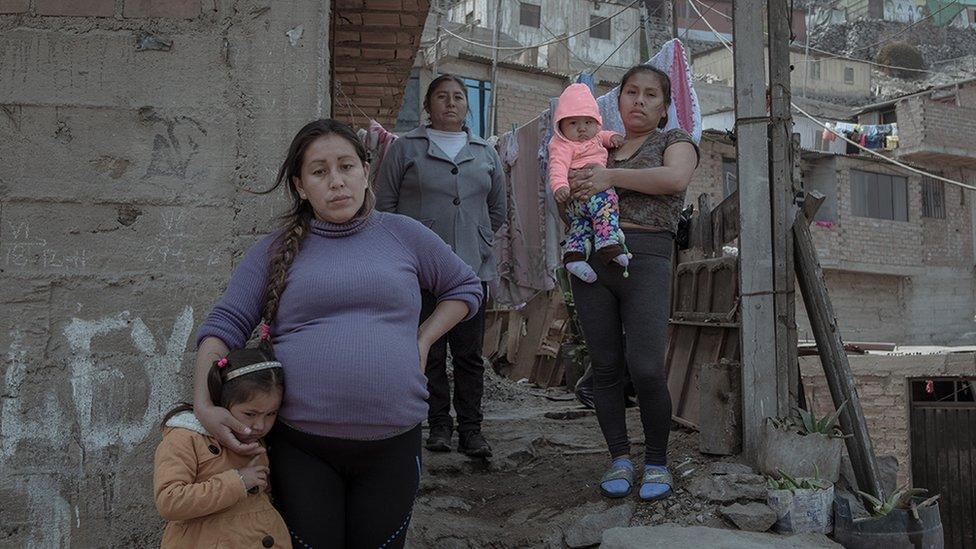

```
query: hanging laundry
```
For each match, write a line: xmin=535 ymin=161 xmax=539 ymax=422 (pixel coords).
xmin=491 ymin=120 xmax=561 ymax=307
xmin=368 ymin=119 xmax=397 ymax=166
xmin=822 ymin=126 xmax=837 ymax=142
xmin=576 ymin=72 xmax=596 ymax=95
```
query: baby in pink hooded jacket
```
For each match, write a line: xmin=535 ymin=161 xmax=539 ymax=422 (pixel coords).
xmin=549 ymin=83 xmax=629 ymax=282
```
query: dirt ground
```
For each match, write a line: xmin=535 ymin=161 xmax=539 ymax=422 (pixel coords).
xmin=406 ymin=371 xmax=739 ymax=548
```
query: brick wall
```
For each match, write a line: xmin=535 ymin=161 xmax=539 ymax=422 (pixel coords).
xmin=0 ymin=2 xmax=332 ymax=546
xmin=897 ymin=97 xmax=976 ymax=161
xmin=686 ymin=135 xmax=734 ymax=208
xmin=819 ymin=156 xmax=925 ymax=268
xmin=800 ymin=353 xmax=976 ymax=487
xmin=332 ymin=0 xmax=430 ymax=127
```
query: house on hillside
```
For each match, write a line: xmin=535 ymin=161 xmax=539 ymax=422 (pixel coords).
xmin=693 ymin=44 xmax=874 ymax=103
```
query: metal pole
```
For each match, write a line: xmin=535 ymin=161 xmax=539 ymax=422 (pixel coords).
xmin=487 ymin=0 xmax=502 ymax=136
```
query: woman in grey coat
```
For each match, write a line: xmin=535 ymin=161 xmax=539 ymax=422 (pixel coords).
xmin=374 ymin=74 xmax=507 ymax=457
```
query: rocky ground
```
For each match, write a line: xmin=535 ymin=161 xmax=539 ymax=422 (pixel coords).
xmin=404 ymin=372 xmax=839 ymax=548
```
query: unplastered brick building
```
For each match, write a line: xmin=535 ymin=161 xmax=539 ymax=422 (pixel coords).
xmin=690 ymin=79 xmax=976 ymax=347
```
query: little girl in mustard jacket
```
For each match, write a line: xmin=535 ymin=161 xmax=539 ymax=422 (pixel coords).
xmin=154 ymin=345 xmax=290 ymax=548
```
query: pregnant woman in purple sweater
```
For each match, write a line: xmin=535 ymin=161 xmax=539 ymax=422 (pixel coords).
xmin=192 ymin=119 xmax=482 ymax=548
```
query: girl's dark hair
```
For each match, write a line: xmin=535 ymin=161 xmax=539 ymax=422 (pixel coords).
xmin=162 ymin=344 xmax=284 ymax=427
xmin=256 ymin=119 xmax=373 ymax=326
xmin=619 ymin=65 xmax=672 ymax=129
xmin=423 ymin=74 xmax=471 ymax=126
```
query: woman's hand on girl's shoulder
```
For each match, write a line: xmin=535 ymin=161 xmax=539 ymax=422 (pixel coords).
xmin=196 ymin=403 xmax=265 ymax=456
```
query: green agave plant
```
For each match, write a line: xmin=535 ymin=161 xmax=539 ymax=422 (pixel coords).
xmin=766 ymin=469 xmax=830 ymax=491
xmin=768 ymin=401 xmax=849 ymax=438
xmin=856 ymin=485 xmax=941 ymax=520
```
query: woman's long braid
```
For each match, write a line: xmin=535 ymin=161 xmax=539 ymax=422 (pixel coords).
xmin=261 ymin=212 xmax=309 ymax=329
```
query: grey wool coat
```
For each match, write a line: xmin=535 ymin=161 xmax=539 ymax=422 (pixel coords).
xmin=374 ymin=126 xmax=508 ymax=282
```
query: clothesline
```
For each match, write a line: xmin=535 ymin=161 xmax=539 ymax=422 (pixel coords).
xmin=685 ymin=0 xmax=976 ymax=193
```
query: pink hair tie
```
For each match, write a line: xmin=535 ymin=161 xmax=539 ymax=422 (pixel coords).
xmin=216 ymin=358 xmax=229 ymax=369
xmin=260 ymin=324 xmax=271 ymax=340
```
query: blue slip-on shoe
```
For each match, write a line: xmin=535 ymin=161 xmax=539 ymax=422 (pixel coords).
xmin=599 ymin=457 xmax=636 ymax=498
xmin=639 ymin=465 xmax=673 ymax=501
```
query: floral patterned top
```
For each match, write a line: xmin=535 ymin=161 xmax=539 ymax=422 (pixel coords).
xmin=609 ymin=128 xmax=699 ymax=234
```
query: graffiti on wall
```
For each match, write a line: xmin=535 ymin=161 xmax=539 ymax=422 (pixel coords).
xmin=1 ymin=306 xmax=194 ymax=546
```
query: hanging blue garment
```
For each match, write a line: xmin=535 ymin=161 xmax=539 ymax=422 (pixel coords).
xmin=576 ymin=72 xmax=596 ymax=95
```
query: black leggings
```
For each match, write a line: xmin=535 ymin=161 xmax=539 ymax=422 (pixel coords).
xmin=269 ymin=423 xmax=422 ymax=549
xmin=570 ymin=230 xmax=673 ymax=466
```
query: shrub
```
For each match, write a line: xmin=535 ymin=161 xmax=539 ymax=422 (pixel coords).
xmin=876 ymin=41 xmax=927 ymax=79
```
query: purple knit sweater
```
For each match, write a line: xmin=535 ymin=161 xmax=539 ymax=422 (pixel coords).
xmin=196 ymin=211 xmax=483 ymax=440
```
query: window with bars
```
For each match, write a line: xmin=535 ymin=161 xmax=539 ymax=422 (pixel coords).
xmin=589 ymin=15 xmax=611 ymax=40
xmin=922 ymin=178 xmax=946 ymax=219
xmin=519 ymin=2 xmax=540 ymax=28
xmin=850 ymin=170 xmax=908 ymax=221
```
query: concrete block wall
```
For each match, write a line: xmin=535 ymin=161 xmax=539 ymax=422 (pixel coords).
xmin=921 ymin=181 xmax=974 ymax=268
xmin=0 ymin=1 xmax=332 ymax=546
xmin=823 ymin=156 xmax=925 ymax=267
xmin=795 ymin=271 xmax=908 ymax=343
xmin=915 ymin=99 xmax=976 ymax=155
xmin=799 ymin=352 xmax=976 ymax=488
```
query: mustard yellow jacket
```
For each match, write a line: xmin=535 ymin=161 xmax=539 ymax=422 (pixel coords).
xmin=153 ymin=412 xmax=291 ymax=548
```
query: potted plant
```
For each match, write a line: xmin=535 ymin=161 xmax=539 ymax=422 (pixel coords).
xmin=757 ymin=403 xmax=847 ymax=482
xmin=834 ymin=486 xmax=944 ymax=548
xmin=766 ymin=470 xmax=834 ymax=534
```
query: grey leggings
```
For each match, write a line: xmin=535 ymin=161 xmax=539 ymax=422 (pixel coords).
xmin=570 ymin=230 xmax=673 ymax=465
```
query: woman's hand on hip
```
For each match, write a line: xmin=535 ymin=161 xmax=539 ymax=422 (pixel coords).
xmin=196 ymin=403 xmax=265 ymax=456
xmin=569 ymin=164 xmax=613 ymax=201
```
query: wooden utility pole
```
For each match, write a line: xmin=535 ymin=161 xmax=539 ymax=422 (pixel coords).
xmin=767 ymin=0 xmax=798 ymax=414
xmin=732 ymin=0 xmax=778 ymax=462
